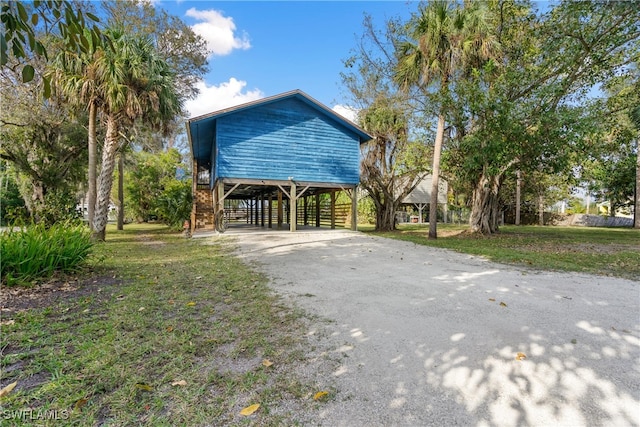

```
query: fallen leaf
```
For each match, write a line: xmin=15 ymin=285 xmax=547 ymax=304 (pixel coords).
xmin=571 ymin=339 xmax=577 ymax=344
xmin=82 ymin=309 xmax=90 ymax=313
xmin=500 ymin=302 xmax=507 ymax=307
xmin=171 ymin=380 xmax=187 ymax=387
xmin=313 ymin=391 xmax=329 ymax=401
xmin=516 ymin=352 xmax=526 ymax=361
xmin=488 ymin=298 xmax=496 ymax=302
xmin=0 ymin=319 xmax=15 ymax=326
xmin=74 ymin=398 xmax=88 ymax=410
xmin=262 ymin=359 xmax=274 ymax=367
xmin=138 ymin=307 xmax=145 ymax=312
xmin=166 ymin=326 xmax=174 ymax=332
xmin=135 ymin=383 xmax=153 ymax=392
xmin=0 ymin=381 xmax=17 ymax=398
xmin=239 ymin=403 xmax=260 ymax=416
xmin=186 ymin=302 xmax=196 ymax=307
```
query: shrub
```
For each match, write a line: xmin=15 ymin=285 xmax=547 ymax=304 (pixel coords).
xmin=37 ymin=189 xmax=83 ymax=226
xmin=0 ymin=169 xmax=26 ymax=226
xmin=155 ymin=179 xmax=192 ymax=229
xmin=1 ymin=222 xmax=93 ymax=286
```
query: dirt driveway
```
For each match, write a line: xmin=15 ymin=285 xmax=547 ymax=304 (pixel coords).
xmin=228 ymin=228 xmax=639 ymax=426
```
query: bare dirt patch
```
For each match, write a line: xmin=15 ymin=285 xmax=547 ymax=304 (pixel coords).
xmin=0 ymin=274 xmax=124 ymax=315
xmin=570 ymin=242 xmax=640 ymax=254
xmin=136 ymin=234 xmax=166 ymax=247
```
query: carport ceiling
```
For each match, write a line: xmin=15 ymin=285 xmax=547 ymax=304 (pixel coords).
xmin=219 ymin=180 xmax=348 ymax=200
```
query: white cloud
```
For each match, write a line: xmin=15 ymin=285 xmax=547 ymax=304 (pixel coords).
xmin=186 ymin=78 xmax=264 ymax=118
xmin=332 ymin=105 xmax=359 ymax=123
xmin=185 ymin=8 xmax=251 ymax=57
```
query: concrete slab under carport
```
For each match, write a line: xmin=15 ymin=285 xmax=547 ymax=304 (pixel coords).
xmin=191 ymin=223 xmax=354 ymax=238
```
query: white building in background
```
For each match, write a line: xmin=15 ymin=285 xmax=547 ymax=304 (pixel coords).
xmin=399 ymin=175 xmax=448 ymax=223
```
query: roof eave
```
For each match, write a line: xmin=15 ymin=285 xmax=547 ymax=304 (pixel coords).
xmin=187 ymin=89 xmax=373 ymax=143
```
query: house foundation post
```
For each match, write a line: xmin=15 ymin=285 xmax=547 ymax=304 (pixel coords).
xmin=351 ymin=185 xmax=358 ymax=231
xmin=330 ymin=190 xmax=336 ymax=230
xmin=290 ymin=182 xmax=297 ymax=232
xmin=277 ymin=191 xmax=283 ymax=230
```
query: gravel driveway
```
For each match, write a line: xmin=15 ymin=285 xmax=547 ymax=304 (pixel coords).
xmin=230 ymin=228 xmax=639 ymax=427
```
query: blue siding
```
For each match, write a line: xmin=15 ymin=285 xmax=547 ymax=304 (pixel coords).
xmin=215 ymin=98 xmax=360 ymax=184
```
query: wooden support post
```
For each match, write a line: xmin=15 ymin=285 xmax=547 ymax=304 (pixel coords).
xmin=351 ymin=185 xmax=358 ymax=231
xmin=268 ymin=195 xmax=273 ymax=228
xmin=254 ymin=197 xmax=259 ymax=226
xmin=286 ymin=199 xmax=290 ymax=225
xmin=303 ymin=196 xmax=308 ymax=225
xmin=315 ymin=193 xmax=320 ymax=227
xmin=217 ymin=182 xmax=224 ymax=211
xmin=215 ymin=181 xmax=224 ymax=230
xmin=330 ymin=190 xmax=336 ymax=229
xmin=277 ymin=191 xmax=283 ymax=230
xmin=260 ymin=194 xmax=265 ymax=227
xmin=290 ymin=182 xmax=297 ymax=232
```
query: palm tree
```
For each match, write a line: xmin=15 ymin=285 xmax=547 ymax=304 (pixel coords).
xmin=395 ymin=0 xmax=498 ymax=238
xmin=49 ymin=29 xmax=103 ymax=229
xmin=91 ymin=30 xmax=181 ymax=240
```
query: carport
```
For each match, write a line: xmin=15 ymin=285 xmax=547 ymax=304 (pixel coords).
xmin=186 ymin=90 xmax=372 ymax=233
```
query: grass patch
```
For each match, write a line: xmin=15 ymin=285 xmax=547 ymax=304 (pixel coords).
xmin=1 ymin=224 xmax=323 ymax=426
xmin=362 ymin=223 xmax=640 ymax=280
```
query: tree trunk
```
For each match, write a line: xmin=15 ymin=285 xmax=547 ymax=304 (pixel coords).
xmin=635 ymin=149 xmax=639 ymax=228
xmin=87 ymin=102 xmax=97 ymax=230
xmin=375 ymin=197 xmax=397 ymax=231
xmin=538 ymin=195 xmax=544 ymax=225
xmin=92 ymin=115 xmax=120 ymax=241
xmin=117 ymin=152 xmax=124 ymax=230
xmin=31 ymin=181 xmax=46 ymax=222
xmin=429 ymin=113 xmax=445 ymax=239
xmin=515 ymin=170 xmax=521 ymax=226
xmin=469 ymin=173 xmax=501 ymax=234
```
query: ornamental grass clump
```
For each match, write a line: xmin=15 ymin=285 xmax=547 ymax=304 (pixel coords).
xmin=1 ymin=222 xmax=93 ymax=286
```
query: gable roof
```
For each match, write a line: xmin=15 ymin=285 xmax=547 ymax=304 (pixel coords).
xmin=186 ymin=89 xmax=372 ymax=163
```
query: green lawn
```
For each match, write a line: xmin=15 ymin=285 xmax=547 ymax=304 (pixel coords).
xmin=1 ymin=224 xmax=324 ymax=426
xmin=362 ymin=223 xmax=640 ymax=280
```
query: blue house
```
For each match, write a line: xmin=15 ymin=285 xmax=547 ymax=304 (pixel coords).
xmin=186 ymin=90 xmax=372 ymax=232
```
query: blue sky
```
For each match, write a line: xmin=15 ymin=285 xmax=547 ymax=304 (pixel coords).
xmin=154 ymin=1 xmax=419 ymax=120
